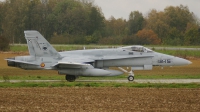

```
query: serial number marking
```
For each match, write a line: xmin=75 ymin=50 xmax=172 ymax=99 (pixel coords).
xmin=158 ymin=59 xmax=171 ymax=63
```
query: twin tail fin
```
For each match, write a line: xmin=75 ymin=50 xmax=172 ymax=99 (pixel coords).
xmin=24 ymin=30 xmax=61 ymax=58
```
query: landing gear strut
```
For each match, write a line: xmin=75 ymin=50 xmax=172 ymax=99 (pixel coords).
xmin=118 ymin=67 xmax=134 ymax=81
xmin=65 ymin=75 xmax=76 ymax=82
xmin=128 ymin=68 xmax=134 ymax=81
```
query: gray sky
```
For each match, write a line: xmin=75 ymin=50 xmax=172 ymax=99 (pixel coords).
xmin=94 ymin=0 xmax=200 ymax=20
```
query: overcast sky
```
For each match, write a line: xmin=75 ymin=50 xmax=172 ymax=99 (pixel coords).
xmin=94 ymin=0 xmax=200 ymax=20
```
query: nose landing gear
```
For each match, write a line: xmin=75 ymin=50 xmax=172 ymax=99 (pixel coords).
xmin=128 ymin=68 xmax=134 ymax=81
xmin=118 ymin=67 xmax=134 ymax=81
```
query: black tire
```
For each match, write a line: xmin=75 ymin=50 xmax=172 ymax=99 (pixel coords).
xmin=65 ymin=75 xmax=76 ymax=82
xmin=128 ymin=75 xmax=134 ymax=81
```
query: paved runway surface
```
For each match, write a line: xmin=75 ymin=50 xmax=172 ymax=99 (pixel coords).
xmin=1 ymin=79 xmax=200 ymax=83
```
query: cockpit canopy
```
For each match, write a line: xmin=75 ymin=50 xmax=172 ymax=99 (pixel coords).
xmin=120 ymin=45 xmax=153 ymax=53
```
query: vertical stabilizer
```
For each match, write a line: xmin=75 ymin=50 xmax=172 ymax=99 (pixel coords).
xmin=24 ymin=30 xmax=61 ymax=58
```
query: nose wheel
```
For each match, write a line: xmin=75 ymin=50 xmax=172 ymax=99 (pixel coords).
xmin=128 ymin=75 xmax=134 ymax=81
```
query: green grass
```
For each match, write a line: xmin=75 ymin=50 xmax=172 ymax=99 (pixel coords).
xmin=1 ymin=73 xmax=200 ymax=81
xmin=0 ymin=81 xmax=199 ymax=88
xmin=10 ymin=45 xmax=28 ymax=52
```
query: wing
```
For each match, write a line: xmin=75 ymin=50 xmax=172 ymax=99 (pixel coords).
xmin=52 ymin=57 xmax=94 ymax=69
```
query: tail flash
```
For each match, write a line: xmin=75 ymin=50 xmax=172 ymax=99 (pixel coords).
xmin=24 ymin=30 xmax=61 ymax=58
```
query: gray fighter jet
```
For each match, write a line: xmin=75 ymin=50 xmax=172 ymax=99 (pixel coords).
xmin=6 ymin=31 xmax=192 ymax=82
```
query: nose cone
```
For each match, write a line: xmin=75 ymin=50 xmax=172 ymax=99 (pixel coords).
xmin=173 ymin=57 xmax=192 ymax=66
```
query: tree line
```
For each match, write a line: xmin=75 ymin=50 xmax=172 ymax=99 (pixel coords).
xmin=0 ymin=0 xmax=200 ymax=50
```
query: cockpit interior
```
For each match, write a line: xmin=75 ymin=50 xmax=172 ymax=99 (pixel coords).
xmin=120 ymin=46 xmax=153 ymax=53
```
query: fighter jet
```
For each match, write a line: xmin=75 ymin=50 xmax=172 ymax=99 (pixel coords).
xmin=6 ymin=31 xmax=192 ymax=82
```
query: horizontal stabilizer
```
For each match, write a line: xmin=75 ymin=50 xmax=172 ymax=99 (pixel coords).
xmin=5 ymin=59 xmax=39 ymax=65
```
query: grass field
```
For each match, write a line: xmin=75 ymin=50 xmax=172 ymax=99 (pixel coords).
xmin=1 ymin=81 xmax=200 ymax=88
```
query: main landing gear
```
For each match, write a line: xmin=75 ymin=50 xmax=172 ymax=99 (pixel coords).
xmin=65 ymin=75 xmax=76 ymax=82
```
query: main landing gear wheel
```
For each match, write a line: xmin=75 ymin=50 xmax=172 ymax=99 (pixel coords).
xmin=65 ymin=75 xmax=76 ymax=82
xmin=128 ymin=75 xmax=134 ymax=81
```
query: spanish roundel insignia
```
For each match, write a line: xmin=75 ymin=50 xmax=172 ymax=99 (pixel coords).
xmin=40 ymin=63 xmax=45 ymax=67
